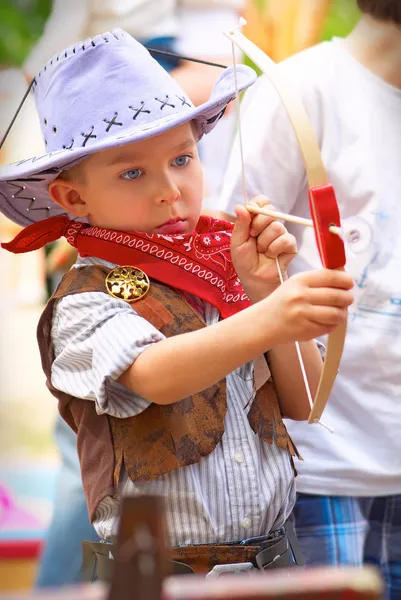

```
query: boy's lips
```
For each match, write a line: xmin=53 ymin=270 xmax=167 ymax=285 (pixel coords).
xmin=155 ymin=218 xmax=188 ymax=235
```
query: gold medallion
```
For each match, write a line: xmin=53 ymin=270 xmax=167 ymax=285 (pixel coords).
xmin=105 ymin=266 xmax=150 ymax=303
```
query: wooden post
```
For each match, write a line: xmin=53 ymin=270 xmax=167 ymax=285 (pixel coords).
xmin=108 ymin=496 xmax=168 ymax=600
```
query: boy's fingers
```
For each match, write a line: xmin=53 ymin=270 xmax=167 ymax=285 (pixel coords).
xmin=255 ymin=220 xmax=286 ymax=251
xmin=306 ymin=306 xmax=349 ymax=326
xmin=249 ymin=195 xmax=271 ymax=208
xmin=247 ymin=196 xmax=277 ymax=237
xmin=250 ymin=215 xmax=274 ymax=237
xmin=257 ymin=228 xmax=297 ymax=256
xmin=232 ymin=205 xmax=252 ymax=247
xmin=296 ymin=269 xmax=354 ymax=290
xmin=307 ymin=288 xmax=354 ymax=309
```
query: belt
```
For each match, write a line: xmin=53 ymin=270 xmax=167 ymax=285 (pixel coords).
xmin=82 ymin=521 xmax=303 ymax=582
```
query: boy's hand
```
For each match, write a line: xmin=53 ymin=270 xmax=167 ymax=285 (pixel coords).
xmin=231 ymin=196 xmax=296 ymax=302
xmin=264 ymin=269 xmax=354 ymax=344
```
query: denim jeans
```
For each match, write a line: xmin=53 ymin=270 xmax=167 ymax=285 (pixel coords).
xmin=35 ymin=415 xmax=99 ymax=588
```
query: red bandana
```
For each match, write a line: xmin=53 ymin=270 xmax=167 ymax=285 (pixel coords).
xmin=2 ymin=215 xmax=251 ymax=318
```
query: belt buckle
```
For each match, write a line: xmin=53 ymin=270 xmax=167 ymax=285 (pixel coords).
xmin=206 ymin=562 xmax=256 ymax=577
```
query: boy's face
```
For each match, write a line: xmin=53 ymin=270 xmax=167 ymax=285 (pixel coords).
xmin=50 ymin=122 xmax=203 ymax=234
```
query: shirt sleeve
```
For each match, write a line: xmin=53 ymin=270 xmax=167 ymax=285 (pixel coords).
xmin=51 ymin=291 xmax=165 ymax=418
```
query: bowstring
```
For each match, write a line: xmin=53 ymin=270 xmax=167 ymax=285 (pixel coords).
xmin=274 ymin=256 xmax=314 ymax=413
xmin=229 ymin=27 xmax=334 ymax=433
xmin=231 ymin=42 xmax=248 ymax=204
xmin=275 ymin=256 xmax=334 ymax=434
xmin=0 ymin=79 xmax=36 ymax=150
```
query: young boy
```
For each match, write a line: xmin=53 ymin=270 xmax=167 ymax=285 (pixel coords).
xmin=220 ymin=0 xmax=401 ymax=595
xmin=0 ymin=29 xmax=353 ymax=575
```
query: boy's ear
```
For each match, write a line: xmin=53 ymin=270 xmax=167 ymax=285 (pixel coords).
xmin=48 ymin=178 xmax=89 ymax=218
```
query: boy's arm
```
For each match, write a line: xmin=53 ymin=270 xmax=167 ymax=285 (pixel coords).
xmin=118 ymin=269 xmax=353 ymax=408
xmin=51 ymin=291 xmax=163 ymax=418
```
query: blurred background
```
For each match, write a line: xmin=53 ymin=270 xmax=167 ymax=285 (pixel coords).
xmin=0 ymin=0 xmax=360 ymax=592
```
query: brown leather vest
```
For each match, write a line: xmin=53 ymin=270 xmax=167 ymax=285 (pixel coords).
xmin=37 ymin=265 xmax=296 ymax=521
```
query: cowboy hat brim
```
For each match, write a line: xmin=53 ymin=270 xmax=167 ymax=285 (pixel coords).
xmin=0 ymin=64 xmax=256 ymax=227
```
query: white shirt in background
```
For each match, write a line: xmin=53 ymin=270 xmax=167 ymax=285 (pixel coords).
xmin=220 ymin=38 xmax=401 ymax=497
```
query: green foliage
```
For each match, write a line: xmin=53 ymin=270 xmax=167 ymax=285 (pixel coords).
xmin=0 ymin=0 xmax=51 ymax=67
xmin=323 ymin=0 xmax=361 ymax=40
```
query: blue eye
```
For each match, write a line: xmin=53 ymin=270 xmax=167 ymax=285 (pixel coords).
xmin=121 ymin=169 xmax=142 ymax=180
xmin=173 ymin=155 xmax=190 ymax=167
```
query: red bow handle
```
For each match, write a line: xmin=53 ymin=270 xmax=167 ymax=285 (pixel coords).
xmin=309 ymin=184 xmax=346 ymax=270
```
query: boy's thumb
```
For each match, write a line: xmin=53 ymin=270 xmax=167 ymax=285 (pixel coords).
xmin=231 ymin=205 xmax=251 ymax=248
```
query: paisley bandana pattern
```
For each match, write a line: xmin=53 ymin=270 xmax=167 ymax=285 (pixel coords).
xmin=3 ymin=215 xmax=251 ymax=318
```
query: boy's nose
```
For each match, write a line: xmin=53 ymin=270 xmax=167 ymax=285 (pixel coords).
xmin=156 ymin=178 xmax=181 ymax=205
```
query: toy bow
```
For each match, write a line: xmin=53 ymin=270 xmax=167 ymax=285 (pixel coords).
xmin=225 ymin=25 xmax=347 ymax=426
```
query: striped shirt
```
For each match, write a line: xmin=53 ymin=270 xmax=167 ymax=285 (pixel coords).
xmin=51 ymin=256 xmax=296 ymax=546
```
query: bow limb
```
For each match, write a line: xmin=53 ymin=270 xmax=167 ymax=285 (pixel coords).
xmin=225 ymin=28 xmax=347 ymax=425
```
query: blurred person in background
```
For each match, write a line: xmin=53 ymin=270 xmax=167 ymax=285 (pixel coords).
xmin=17 ymin=0 xmax=244 ymax=588
xmin=219 ymin=1 xmax=401 ymax=598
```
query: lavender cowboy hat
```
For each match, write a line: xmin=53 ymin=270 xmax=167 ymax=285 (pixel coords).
xmin=0 ymin=28 xmax=256 ymax=227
